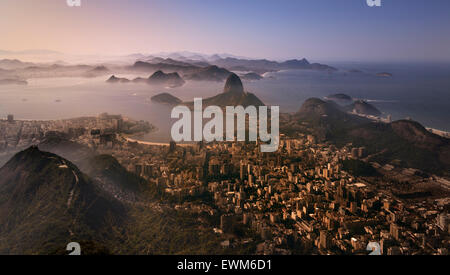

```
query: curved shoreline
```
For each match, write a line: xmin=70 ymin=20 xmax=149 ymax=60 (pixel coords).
xmin=124 ymin=137 xmax=195 ymax=147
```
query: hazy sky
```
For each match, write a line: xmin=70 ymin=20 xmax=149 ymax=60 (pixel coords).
xmin=1 ymin=0 xmax=450 ymax=62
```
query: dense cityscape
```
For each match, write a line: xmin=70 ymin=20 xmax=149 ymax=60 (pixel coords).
xmin=1 ymin=112 xmax=448 ymax=255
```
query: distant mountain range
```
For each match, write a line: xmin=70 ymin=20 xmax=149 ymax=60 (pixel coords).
xmin=184 ymin=65 xmax=232 ymax=82
xmin=107 ymin=70 xmax=185 ymax=87
xmin=209 ymin=57 xmax=336 ymax=74
xmin=0 ymin=59 xmax=115 ymax=80
xmin=130 ymin=60 xmax=201 ymax=75
xmin=131 ymin=60 xmax=236 ymax=82
xmin=0 ymin=59 xmax=35 ymax=70
xmin=0 ymin=53 xmax=389 ymax=86
xmin=133 ymin=55 xmax=336 ymax=75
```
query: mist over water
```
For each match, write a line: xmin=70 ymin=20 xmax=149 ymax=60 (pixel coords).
xmin=0 ymin=62 xmax=449 ymax=143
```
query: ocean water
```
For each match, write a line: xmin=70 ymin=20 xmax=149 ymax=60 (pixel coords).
xmin=247 ymin=62 xmax=450 ymax=132
xmin=0 ymin=63 xmax=449 ymax=142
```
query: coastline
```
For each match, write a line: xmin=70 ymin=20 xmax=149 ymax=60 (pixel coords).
xmin=3 ymin=116 xmax=449 ymax=141
xmin=124 ymin=136 xmax=196 ymax=147
xmin=426 ymin=128 xmax=450 ymax=139
xmin=347 ymin=113 xmax=450 ymax=139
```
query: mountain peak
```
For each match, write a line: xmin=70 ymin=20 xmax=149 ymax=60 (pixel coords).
xmin=147 ymin=70 xmax=185 ymax=87
xmin=12 ymin=145 xmax=49 ymax=163
xmin=152 ymin=70 xmax=164 ymax=77
xmin=296 ymin=97 xmax=364 ymax=125
xmin=183 ymin=72 xmax=264 ymax=107
xmin=349 ymin=100 xmax=381 ymax=116
xmin=223 ymin=73 xmax=244 ymax=94
xmin=106 ymin=75 xmax=129 ymax=83
xmin=0 ymin=147 xmax=125 ymax=254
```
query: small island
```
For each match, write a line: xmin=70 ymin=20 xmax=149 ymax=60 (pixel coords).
xmin=151 ymin=93 xmax=182 ymax=105
xmin=240 ymin=72 xmax=263 ymax=80
xmin=106 ymin=75 xmax=130 ymax=83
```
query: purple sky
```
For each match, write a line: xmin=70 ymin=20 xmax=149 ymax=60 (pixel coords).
xmin=1 ymin=0 xmax=449 ymax=62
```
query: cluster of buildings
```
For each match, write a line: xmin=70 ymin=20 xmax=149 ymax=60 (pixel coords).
xmin=0 ymin=113 xmax=152 ymax=163
xmin=95 ymin=131 xmax=449 ymax=255
xmin=0 ymin=114 xmax=448 ymax=255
